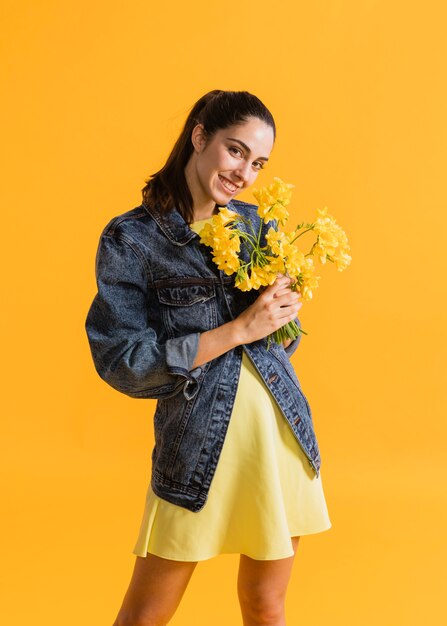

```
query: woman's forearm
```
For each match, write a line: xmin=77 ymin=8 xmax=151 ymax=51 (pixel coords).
xmin=190 ymin=321 xmax=294 ymax=370
xmin=190 ymin=320 xmax=244 ymax=369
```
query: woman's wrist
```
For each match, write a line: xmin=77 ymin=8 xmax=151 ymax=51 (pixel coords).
xmin=227 ymin=318 xmax=246 ymax=347
xmin=190 ymin=320 xmax=245 ymax=369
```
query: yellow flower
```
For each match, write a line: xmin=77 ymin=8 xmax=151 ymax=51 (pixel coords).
xmin=234 ymin=267 xmax=253 ymax=291
xmin=299 ymin=258 xmax=321 ymax=301
xmin=198 ymin=215 xmax=241 ymax=276
xmin=253 ymin=177 xmax=294 ymax=226
xmin=257 ymin=201 xmax=290 ymax=226
xmin=265 ymin=227 xmax=305 ymax=280
xmin=234 ymin=264 xmax=276 ymax=291
xmin=264 ymin=255 xmax=286 ymax=275
xmin=311 ymin=206 xmax=351 ymax=269
xmin=313 ymin=233 xmax=339 ymax=264
xmin=265 ymin=227 xmax=287 ymax=254
xmin=208 ymin=224 xmax=241 ymax=253
xmin=212 ymin=249 xmax=240 ymax=275
xmin=198 ymin=207 xmax=239 ymax=247
xmin=198 ymin=222 xmax=216 ymax=247
xmin=253 ymin=177 xmax=294 ymax=207
xmin=214 ymin=206 xmax=239 ymax=226
xmin=313 ymin=206 xmax=335 ymax=230
xmin=332 ymin=249 xmax=352 ymax=271
xmin=249 ymin=265 xmax=273 ymax=290
xmin=284 ymin=247 xmax=305 ymax=278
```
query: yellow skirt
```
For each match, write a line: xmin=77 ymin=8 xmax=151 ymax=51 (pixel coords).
xmin=132 ymin=351 xmax=332 ymax=561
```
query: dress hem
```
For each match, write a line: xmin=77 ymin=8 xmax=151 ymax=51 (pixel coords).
xmin=132 ymin=522 xmax=332 ymax=562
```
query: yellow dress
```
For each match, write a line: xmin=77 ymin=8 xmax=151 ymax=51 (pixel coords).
xmin=132 ymin=218 xmax=331 ymax=561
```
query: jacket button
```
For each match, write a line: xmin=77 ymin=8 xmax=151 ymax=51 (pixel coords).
xmin=268 ymin=374 xmax=278 ymax=383
xmin=293 ymin=416 xmax=301 ymax=425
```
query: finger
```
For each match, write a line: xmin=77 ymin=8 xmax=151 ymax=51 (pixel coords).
xmin=262 ymin=275 xmax=293 ymax=299
xmin=273 ymin=276 xmax=292 ymax=290
xmin=276 ymin=273 xmax=292 ymax=282
xmin=272 ymin=296 xmax=303 ymax=315
xmin=274 ymin=301 xmax=302 ymax=322
xmin=263 ymin=278 xmax=287 ymax=295
xmin=277 ymin=299 xmax=302 ymax=313
xmin=274 ymin=287 xmax=302 ymax=299
xmin=270 ymin=287 xmax=302 ymax=308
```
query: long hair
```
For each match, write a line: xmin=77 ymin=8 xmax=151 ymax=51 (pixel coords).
xmin=141 ymin=90 xmax=276 ymax=225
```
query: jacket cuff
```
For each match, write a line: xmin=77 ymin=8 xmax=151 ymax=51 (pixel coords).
xmin=165 ymin=332 xmax=203 ymax=400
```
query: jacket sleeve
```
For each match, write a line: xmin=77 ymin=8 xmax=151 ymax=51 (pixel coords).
xmin=85 ymin=233 xmax=202 ymax=400
xmin=259 ymin=214 xmax=303 ymax=359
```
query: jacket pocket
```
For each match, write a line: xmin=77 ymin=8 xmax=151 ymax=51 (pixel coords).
xmin=155 ymin=282 xmax=218 ymax=337
xmin=157 ymin=283 xmax=216 ymax=306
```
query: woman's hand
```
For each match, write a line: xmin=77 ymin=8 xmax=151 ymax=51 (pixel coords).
xmin=190 ymin=274 xmax=302 ymax=369
xmin=232 ymin=274 xmax=302 ymax=346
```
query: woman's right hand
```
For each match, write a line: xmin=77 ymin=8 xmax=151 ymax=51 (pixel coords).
xmin=232 ymin=274 xmax=303 ymax=345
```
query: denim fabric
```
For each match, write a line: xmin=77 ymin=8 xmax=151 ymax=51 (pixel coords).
xmin=85 ymin=198 xmax=322 ymax=512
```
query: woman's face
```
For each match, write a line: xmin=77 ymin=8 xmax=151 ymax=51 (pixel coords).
xmin=187 ymin=116 xmax=275 ymax=212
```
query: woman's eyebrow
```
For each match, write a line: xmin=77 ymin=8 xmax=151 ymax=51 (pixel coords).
xmin=226 ymin=137 xmax=269 ymax=162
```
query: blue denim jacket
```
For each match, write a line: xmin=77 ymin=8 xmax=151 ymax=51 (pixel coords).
xmin=85 ymin=198 xmax=322 ymax=512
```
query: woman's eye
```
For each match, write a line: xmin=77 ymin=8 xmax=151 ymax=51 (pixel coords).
xmin=229 ymin=146 xmax=264 ymax=170
xmin=229 ymin=146 xmax=242 ymax=157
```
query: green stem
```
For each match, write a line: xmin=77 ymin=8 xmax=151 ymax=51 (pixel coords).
xmin=257 ymin=218 xmax=263 ymax=246
xmin=234 ymin=216 xmax=259 ymax=243
xmin=265 ymin=321 xmax=308 ymax=350
xmin=289 ymin=225 xmax=315 ymax=244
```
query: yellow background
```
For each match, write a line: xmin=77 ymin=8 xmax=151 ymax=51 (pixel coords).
xmin=1 ymin=1 xmax=446 ymax=624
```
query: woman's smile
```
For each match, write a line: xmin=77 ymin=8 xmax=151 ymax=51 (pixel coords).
xmin=218 ymin=174 xmax=240 ymax=194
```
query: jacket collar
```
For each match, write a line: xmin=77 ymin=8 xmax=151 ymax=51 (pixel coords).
xmin=143 ymin=201 xmax=237 ymax=247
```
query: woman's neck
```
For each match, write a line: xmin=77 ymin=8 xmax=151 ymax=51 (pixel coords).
xmin=192 ymin=204 xmax=221 ymax=222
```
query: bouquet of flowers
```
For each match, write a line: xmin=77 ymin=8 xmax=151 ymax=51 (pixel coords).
xmin=198 ymin=177 xmax=352 ymax=349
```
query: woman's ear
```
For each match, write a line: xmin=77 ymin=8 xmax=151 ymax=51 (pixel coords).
xmin=191 ymin=123 xmax=207 ymax=153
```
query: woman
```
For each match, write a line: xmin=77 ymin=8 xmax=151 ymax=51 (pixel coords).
xmin=85 ymin=89 xmax=331 ymax=626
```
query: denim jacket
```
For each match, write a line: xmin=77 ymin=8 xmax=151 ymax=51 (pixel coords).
xmin=85 ymin=198 xmax=322 ymax=512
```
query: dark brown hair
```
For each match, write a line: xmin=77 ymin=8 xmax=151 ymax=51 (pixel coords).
xmin=141 ymin=90 xmax=276 ymax=224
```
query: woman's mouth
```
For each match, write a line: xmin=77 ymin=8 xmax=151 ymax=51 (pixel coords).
xmin=218 ymin=175 xmax=239 ymax=194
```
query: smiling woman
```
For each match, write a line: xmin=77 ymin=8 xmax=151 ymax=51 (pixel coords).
xmin=184 ymin=116 xmax=275 ymax=220
xmin=141 ymin=89 xmax=277 ymax=225
xmin=85 ymin=89 xmax=331 ymax=626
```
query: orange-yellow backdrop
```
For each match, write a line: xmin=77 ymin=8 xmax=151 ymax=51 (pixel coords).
xmin=1 ymin=1 xmax=446 ymax=624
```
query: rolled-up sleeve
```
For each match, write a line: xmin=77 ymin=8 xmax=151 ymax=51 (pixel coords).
xmin=85 ymin=233 xmax=202 ymax=400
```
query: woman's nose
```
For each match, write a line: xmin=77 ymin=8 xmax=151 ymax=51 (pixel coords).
xmin=235 ymin=161 xmax=251 ymax=183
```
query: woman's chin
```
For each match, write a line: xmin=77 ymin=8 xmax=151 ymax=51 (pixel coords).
xmin=212 ymin=193 xmax=231 ymax=206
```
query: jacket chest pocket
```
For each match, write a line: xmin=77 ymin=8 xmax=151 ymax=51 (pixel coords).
xmin=156 ymin=282 xmax=218 ymax=338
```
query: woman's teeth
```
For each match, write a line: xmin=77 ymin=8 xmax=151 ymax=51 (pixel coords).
xmin=219 ymin=175 xmax=237 ymax=192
